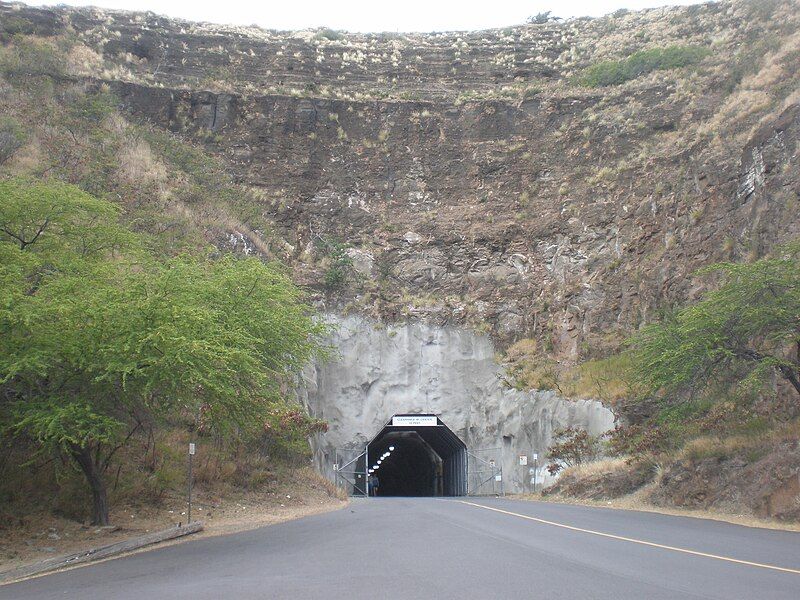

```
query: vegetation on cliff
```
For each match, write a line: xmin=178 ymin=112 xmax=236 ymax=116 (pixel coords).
xmin=0 ymin=35 xmax=329 ymax=525
xmin=542 ymin=246 xmax=800 ymax=518
xmin=630 ymin=244 xmax=800 ymax=399
xmin=0 ymin=178 xmax=326 ymax=525
xmin=614 ymin=244 xmax=800 ymax=455
xmin=580 ymin=45 xmax=710 ymax=87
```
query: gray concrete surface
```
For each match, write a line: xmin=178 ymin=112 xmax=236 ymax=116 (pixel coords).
xmin=300 ymin=314 xmax=615 ymax=491
xmin=2 ymin=497 xmax=799 ymax=599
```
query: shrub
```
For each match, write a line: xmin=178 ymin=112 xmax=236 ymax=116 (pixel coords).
xmin=606 ymin=423 xmax=669 ymax=459
xmin=627 ymin=244 xmax=800 ymax=400
xmin=527 ymin=12 xmax=553 ymax=25
xmin=0 ymin=37 xmax=65 ymax=82
xmin=580 ymin=45 xmax=710 ymax=87
xmin=0 ymin=17 xmax=35 ymax=39
xmin=262 ymin=407 xmax=328 ymax=462
xmin=546 ymin=427 xmax=601 ymax=475
xmin=317 ymin=237 xmax=354 ymax=292
xmin=0 ymin=116 xmax=26 ymax=165
xmin=314 ymin=28 xmax=344 ymax=42
xmin=69 ymin=88 xmax=118 ymax=123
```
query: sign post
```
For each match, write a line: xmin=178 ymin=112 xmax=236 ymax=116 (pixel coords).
xmin=532 ymin=453 xmax=538 ymax=493
xmin=188 ymin=442 xmax=196 ymax=524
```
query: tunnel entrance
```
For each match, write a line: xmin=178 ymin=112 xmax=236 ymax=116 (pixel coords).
xmin=365 ymin=414 xmax=467 ymax=497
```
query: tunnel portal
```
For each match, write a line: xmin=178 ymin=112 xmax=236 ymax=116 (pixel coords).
xmin=365 ymin=414 xmax=467 ymax=497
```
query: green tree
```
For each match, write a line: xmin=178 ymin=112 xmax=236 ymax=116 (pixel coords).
xmin=1 ymin=179 xmax=325 ymax=525
xmin=628 ymin=244 xmax=800 ymax=403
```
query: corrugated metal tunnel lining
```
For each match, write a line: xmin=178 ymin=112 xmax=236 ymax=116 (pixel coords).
xmin=366 ymin=414 xmax=467 ymax=496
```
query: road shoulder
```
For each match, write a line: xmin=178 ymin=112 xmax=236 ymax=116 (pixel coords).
xmin=514 ymin=492 xmax=800 ymax=532
xmin=0 ymin=492 xmax=346 ymax=585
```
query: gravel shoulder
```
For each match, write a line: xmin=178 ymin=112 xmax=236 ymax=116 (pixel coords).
xmin=0 ymin=467 xmax=346 ymax=578
xmin=515 ymin=490 xmax=800 ymax=532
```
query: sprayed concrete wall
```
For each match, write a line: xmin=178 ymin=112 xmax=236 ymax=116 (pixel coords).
xmin=299 ymin=315 xmax=615 ymax=492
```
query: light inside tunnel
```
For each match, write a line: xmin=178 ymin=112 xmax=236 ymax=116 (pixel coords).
xmin=364 ymin=414 xmax=467 ymax=497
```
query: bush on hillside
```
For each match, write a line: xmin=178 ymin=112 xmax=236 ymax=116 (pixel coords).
xmin=0 ymin=37 xmax=65 ymax=82
xmin=580 ymin=45 xmax=710 ymax=87
xmin=545 ymin=427 xmax=602 ymax=475
xmin=0 ymin=116 xmax=26 ymax=165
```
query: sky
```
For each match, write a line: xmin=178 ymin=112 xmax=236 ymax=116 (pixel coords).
xmin=28 ymin=1 xmax=708 ymax=32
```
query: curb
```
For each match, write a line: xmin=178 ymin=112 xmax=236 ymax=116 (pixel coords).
xmin=0 ymin=521 xmax=204 ymax=585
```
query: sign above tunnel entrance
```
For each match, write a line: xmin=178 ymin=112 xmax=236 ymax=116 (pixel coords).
xmin=392 ymin=415 xmax=438 ymax=427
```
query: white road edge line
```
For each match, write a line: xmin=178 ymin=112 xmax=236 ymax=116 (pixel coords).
xmin=459 ymin=501 xmax=800 ymax=575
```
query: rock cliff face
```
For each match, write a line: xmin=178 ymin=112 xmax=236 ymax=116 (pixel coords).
xmin=3 ymin=1 xmax=798 ymax=359
xmin=298 ymin=315 xmax=614 ymax=491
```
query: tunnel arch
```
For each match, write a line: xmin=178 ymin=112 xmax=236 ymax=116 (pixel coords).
xmin=365 ymin=414 xmax=467 ymax=496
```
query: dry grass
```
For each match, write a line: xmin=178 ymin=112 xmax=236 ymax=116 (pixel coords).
xmin=559 ymin=457 xmax=631 ymax=479
xmin=519 ymin=485 xmax=800 ymax=532
xmin=115 ymin=137 xmax=168 ymax=188
xmin=678 ymin=420 xmax=800 ymax=462
xmin=4 ymin=136 xmax=42 ymax=175
xmin=695 ymin=88 xmax=774 ymax=141
xmin=532 ymin=420 xmax=800 ymax=531
xmin=696 ymin=27 xmax=800 ymax=145
xmin=65 ymin=44 xmax=105 ymax=78
xmin=781 ymin=87 xmax=800 ymax=111
xmin=503 ymin=339 xmax=632 ymax=402
xmin=679 ymin=436 xmax=752 ymax=461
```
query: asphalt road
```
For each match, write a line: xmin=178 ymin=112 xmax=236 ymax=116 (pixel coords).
xmin=2 ymin=497 xmax=799 ymax=599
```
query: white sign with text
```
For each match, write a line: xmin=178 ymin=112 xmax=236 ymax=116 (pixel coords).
xmin=392 ymin=415 xmax=438 ymax=427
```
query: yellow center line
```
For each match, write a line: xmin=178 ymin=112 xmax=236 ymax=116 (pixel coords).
xmin=459 ymin=500 xmax=800 ymax=575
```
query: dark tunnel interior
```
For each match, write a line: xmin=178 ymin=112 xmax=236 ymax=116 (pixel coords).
xmin=368 ymin=433 xmax=441 ymax=496
xmin=363 ymin=416 xmax=467 ymax=497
